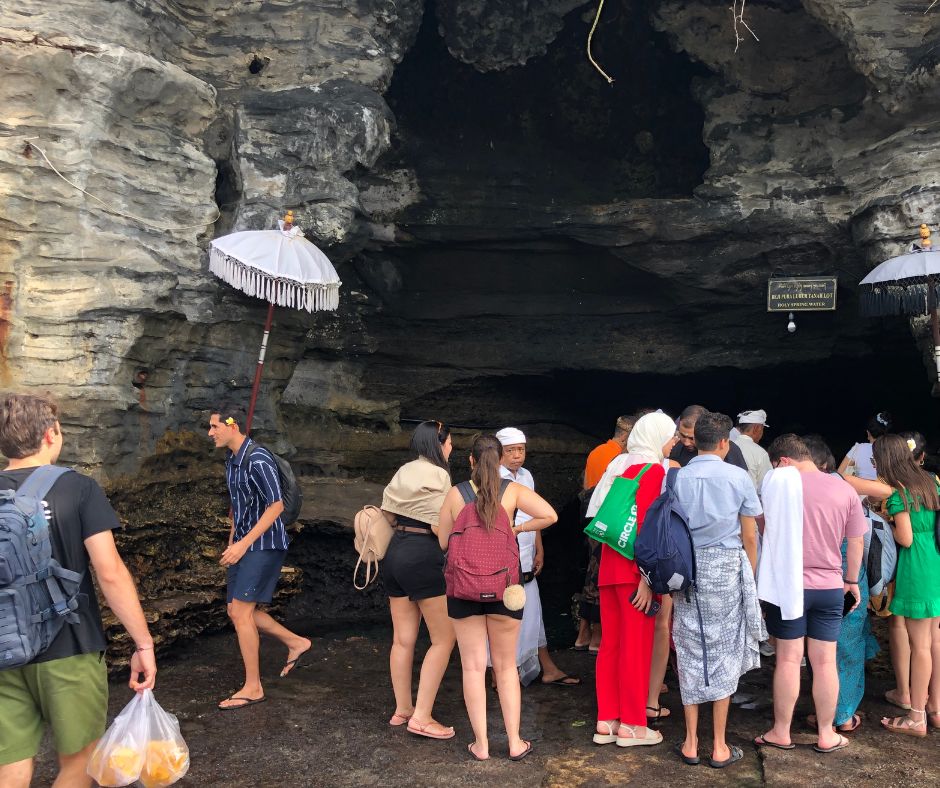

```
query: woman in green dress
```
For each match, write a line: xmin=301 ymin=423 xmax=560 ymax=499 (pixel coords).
xmin=872 ymin=434 xmax=940 ymax=738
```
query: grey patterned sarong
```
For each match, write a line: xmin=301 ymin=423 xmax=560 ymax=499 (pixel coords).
xmin=673 ymin=547 xmax=766 ymax=705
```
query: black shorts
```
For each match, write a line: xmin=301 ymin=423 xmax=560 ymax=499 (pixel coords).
xmin=226 ymin=549 xmax=286 ymax=604
xmin=447 ymin=596 xmax=524 ymax=620
xmin=764 ymin=588 xmax=844 ymax=642
xmin=382 ymin=531 xmax=446 ymax=601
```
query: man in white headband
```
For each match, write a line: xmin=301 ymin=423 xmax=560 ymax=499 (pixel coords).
xmin=496 ymin=427 xmax=580 ymax=688
xmin=733 ymin=410 xmax=772 ymax=492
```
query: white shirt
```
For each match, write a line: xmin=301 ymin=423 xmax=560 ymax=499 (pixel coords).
xmin=500 ymin=465 xmax=535 ymax=571
xmin=847 ymin=442 xmax=877 ymax=480
xmin=733 ymin=434 xmax=772 ymax=493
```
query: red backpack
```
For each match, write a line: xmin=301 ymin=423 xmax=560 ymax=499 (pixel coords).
xmin=444 ymin=479 xmax=520 ymax=602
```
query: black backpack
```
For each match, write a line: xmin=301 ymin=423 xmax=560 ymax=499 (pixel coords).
xmin=245 ymin=443 xmax=303 ymax=525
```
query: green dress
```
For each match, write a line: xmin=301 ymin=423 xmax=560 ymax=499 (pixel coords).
xmin=886 ymin=488 xmax=940 ymax=619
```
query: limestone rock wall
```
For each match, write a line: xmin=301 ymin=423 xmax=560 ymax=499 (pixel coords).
xmin=4 ymin=0 xmax=940 ymax=643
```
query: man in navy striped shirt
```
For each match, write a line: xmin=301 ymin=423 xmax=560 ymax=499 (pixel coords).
xmin=209 ymin=405 xmax=310 ymax=711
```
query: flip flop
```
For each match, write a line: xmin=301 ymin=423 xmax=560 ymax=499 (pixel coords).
xmin=814 ymin=734 xmax=850 ymax=753
xmin=647 ymin=705 xmax=671 ymax=720
xmin=407 ymin=719 xmax=456 ymax=740
xmin=572 ymin=643 xmax=589 ymax=651
xmin=542 ymin=674 xmax=581 ymax=687
xmin=280 ymin=645 xmax=311 ymax=678
xmin=389 ymin=712 xmax=412 ymax=726
xmin=509 ymin=740 xmax=533 ymax=761
xmin=218 ymin=695 xmax=267 ymax=711
xmin=709 ymin=745 xmax=744 ymax=769
xmin=467 ymin=742 xmax=489 ymax=761
xmin=673 ymin=740 xmax=699 ymax=765
xmin=753 ymin=735 xmax=795 ymax=750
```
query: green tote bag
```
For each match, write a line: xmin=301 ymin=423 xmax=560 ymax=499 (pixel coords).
xmin=583 ymin=463 xmax=653 ymax=560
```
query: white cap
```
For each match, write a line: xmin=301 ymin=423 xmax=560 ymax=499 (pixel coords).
xmin=737 ymin=409 xmax=769 ymax=427
xmin=495 ymin=427 xmax=526 ymax=446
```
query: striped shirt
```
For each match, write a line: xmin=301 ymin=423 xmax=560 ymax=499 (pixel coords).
xmin=225 ymin=438 xmax=289 ymax=552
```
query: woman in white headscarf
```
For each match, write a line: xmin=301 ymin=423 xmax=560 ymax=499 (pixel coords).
xmin=592 ymin=412 xmax=678 ymax=749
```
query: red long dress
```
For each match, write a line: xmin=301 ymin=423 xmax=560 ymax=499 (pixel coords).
xmin=595 ymin=462 xmax=665 ymax=726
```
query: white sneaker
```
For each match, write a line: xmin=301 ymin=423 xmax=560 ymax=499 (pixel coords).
xmin=759 ymin=641 xmax=776 ymax=657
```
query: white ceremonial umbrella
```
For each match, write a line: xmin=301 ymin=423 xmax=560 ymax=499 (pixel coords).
xmin=209 ymin=213 xmax=341 ymax=431
xmin=858 ymin=224 xmax=940 ymax=378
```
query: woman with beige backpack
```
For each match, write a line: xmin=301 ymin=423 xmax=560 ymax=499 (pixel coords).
xmin=379 ymin=420 xmax=457 ymax=740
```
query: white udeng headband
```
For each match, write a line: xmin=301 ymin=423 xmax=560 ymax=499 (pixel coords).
xmin=496 ymin=427 xmax=526 ymax=446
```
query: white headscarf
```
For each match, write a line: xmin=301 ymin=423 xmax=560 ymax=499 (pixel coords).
xmin=626 ymin=412 xmax=677 ymax=463
xmin=586 ymin=412 xmax=676 ymax=517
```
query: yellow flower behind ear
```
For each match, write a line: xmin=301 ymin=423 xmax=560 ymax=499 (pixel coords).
xmin=907 ymin=438 xmax=917 ymax=452
xmin=225 ymin=417 xmax=235 ymax=426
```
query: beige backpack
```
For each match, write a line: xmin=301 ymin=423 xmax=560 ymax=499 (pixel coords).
xmin=353 ymin=506 xmax=395 ymax=590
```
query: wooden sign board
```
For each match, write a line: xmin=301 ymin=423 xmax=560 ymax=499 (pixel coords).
xmin=767 ymin=277 xmax=838 ymax=312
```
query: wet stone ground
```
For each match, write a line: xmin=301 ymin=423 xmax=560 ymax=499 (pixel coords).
xmin=34 ymin=621 xmax=939 ymax=788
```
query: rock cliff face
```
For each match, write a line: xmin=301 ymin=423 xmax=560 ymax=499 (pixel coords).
xmin=3 ymin=1 xmax=940 ymax=643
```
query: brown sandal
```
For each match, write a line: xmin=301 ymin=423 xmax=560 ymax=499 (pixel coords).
xmin=881 ymin=712 xmax=927 ymax=738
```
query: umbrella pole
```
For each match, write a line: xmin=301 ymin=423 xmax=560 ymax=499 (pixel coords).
xmin=932 ymin=308 xmax=940 ymax=381
xmin=245 ymin=301 xmax=275 ymax=435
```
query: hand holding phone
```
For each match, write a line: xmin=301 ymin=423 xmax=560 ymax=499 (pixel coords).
xmin=843 ymin=591 xmax=856 ymax=616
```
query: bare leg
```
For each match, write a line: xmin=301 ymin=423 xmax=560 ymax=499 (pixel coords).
xmin=487 ymin=614 xmax=527 ymax=758
xmin=539 ymin=646 xmax=578 ymax=683
xmin=887 ymin=614 xmax=911 ymax=707
xmin=219 ymin=599 xmax=264 ymax=707
xmin=576 ymin=617 xmax=592 ymax=648
xmin=452 ymin=615 xmax=490 ymax=758
xmin=681 ymin=703 xmax=699 ymax=760
xmin=906 ymin=617 xmax=935 ymax=715
xmin=0 ymin=758 xmax=33 ymax=788
xmin=928 ymin=621 xmax=940 ymax=715
xmin=53 ymin=740 xmax=96 ymax=788
xmin=807 ymin=638 xmax=841 ymax=750
xmin=388 ymin=596 xmax=421 ymax=720
xmin=711 ymin=698 xmax=731 ymax=762
xmin=761 ymin=637 xmax=803 ymax=746
xmin=252 ymin=609 xmax=311 ymax=676
xmin=589 ymin=621 xmax=602 ymax=651
xmin=411 ymin=596 xmax=456 ymax=730
xmin=647 ymin=594 xmax=672 ymax=716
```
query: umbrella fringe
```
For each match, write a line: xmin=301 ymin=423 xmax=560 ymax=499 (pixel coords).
xmin=209 ymin=246 xmax=339 ymax=313
xmin=859 ymin=282 xmax=940 ymax=317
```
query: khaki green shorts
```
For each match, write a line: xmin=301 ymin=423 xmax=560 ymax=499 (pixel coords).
xmin=0 ymin=652 xmax=108 ymax=764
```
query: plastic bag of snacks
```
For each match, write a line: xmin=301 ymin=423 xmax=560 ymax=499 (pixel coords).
xmin=87 ymin=690 xmax=189 ymax=788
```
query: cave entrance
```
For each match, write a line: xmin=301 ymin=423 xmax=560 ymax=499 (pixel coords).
xmin=385 ymin=0 xmax=710 ymax=204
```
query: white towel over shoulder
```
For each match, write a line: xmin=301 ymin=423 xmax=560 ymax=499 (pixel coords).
xmin=757 ymin=467 xmax=804 ymax=621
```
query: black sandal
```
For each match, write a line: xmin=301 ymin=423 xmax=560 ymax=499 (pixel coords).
xmin=646 ymin=705 xmax=671 ymax=720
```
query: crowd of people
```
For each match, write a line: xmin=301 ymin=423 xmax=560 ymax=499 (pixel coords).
xmin=2 ymin=392 xmax=939 ymax=784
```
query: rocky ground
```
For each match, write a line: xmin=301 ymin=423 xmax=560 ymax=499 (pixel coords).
xmin=33 ymin=620 xmax=939 ymax=787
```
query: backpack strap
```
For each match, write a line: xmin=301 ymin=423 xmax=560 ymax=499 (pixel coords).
xmin=16 ymin=466 xmax=81 ymax=625
xmin=664 ymin=467 xmax=680 ymax=492
xmin=499 ymin=478 xmax=512 ymax=497
xmin=16 ymin=465 xmax=72 ymax=501
xmin=457 ymin=481 xmax=476 ymax=504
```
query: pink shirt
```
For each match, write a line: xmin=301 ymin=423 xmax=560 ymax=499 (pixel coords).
xmin=800 ymin=471 xmax=867 ymax=589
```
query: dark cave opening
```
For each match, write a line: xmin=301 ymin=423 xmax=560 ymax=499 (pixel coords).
xmin=385 ymin=0 xmax=711 ymax=202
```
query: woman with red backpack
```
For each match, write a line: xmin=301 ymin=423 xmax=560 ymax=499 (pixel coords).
xmin=438 ymin=434 xmax=557 ymax=762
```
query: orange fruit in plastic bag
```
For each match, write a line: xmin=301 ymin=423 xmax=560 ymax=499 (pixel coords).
xmin=88 ymin=745 xmax=144 ymax=786
xmin=139 ymin=739 xmax=189 ymax=788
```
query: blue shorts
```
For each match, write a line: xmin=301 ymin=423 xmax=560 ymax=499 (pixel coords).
xmin=226 ymin=549 xmax=287 ymax=604
xmin=764 ymin=588 xmax=844 ymax=642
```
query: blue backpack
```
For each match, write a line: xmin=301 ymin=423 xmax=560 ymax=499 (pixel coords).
xmin=0 ymin=465 xmax=82 ymax=670
xmin=634 ymin=468 xmax=710 ymax=686
xmin=634 ymin=469 xmax=696 ymax=594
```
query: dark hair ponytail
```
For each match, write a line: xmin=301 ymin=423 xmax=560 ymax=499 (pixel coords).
xmin=470 ymin=434 xmax=502 ymax=529
xmin=410 ymin=420 xmax=451 ymax=473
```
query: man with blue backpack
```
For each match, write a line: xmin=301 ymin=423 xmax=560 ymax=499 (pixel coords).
xmin=668 ymin=411 xmax=763 ymax=769
xmin=0 ymin=393 xmax=156 ymax=787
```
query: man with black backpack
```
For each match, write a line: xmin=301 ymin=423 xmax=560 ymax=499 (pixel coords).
xmin=208 ymin=405 xmax=310 ymax=711
xmin=670 ymin=411 xmax=763 ymax=769
xmin=0 ymin=393 xmax=156 ymax=787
